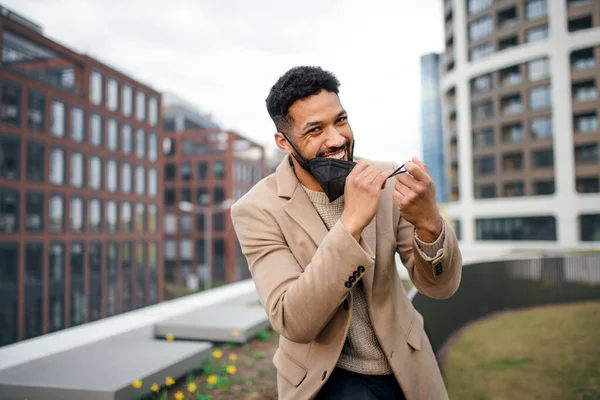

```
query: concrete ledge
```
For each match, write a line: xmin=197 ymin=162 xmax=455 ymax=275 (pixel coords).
xmin=0 ymin=327 xmax=213 ymax=400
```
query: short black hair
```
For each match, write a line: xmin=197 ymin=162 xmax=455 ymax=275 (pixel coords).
xmin=266 ymin=66 xmax=341 ymax=132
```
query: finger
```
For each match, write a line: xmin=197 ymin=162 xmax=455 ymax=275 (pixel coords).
xmin=412 ymin=156 xmax=428 ymax=174
xmin=372 ymin=170 xmax=388 ymax=189
xmin=396 ymin=168 xmax=420 ymax=189
xmin=395 ymin=181 xmax=411 ymax=197
xmin=404 ymin=161 xmax=429 ymax=182
xmin=349 ymin=160 xmax=370 ymax=177
xmin=355 ymin=164 xmax=376 ymax=181
xmin=365 ymin=167 xmax=384 ymax=184
xmin=392 ymin=189 xmax=405 ymax=208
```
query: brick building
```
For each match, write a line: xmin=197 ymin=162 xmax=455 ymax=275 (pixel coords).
xmin=0 ymin=8 xmax=163 ymax=347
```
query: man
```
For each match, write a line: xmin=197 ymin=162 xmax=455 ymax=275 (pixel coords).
xmin=230 ymin=66 xmax=462 ymax=400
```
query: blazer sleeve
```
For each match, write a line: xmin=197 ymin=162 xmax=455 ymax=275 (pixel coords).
xmin=231 ymin=201 xmax=375 ymax=344
xmin=392 ymin=166 xmax=463 ymax=299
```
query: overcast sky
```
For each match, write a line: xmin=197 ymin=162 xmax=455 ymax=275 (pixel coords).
xmin=7 ymin=0 xmax=444 ymax=164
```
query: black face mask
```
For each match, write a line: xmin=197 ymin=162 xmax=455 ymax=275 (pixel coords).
xmin=281 ymin=132 xmax=356 ymax=202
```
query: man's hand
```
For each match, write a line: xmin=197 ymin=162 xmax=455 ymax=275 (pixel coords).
xmin=392 ymin=156 xmax=442 ymax=242
xmin=341 ymin=161 xmax=389 ymax=241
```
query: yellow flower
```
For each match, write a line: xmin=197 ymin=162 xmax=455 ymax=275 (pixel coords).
xmin=231 ymin=329 xmax=240 ymax=337
xmin=226 ymin=365 xmax=237 ymax=375
xmin=165 ymin=333 xmax=175 ymax=341
xmin=174 ymin=391 xmax=185 ymax=400
xmin=229 ymin=353 xmax=237 ymax=361
xmin=207 ymin=375 xmax=218 ymax=385
xmin=150 ymin=383 xmax=159 ymax=392
xmin=212 ymin=349 xmax=223 ymax=359
xmin=187 ymin=382 xmax=197 ymax=393
xmin=165 ymin=376 xmax=175 ymax=387
xmin=132 ymin=379 xmax=142 ymax=389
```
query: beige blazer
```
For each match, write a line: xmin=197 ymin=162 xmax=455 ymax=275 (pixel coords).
xmin=231 ymin=155 xmax=462 ymax=400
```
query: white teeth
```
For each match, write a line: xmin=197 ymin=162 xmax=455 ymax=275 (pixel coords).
xmin=325 ymin=151 xmax=345 ymax=160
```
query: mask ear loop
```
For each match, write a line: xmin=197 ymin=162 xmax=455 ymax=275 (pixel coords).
xmin=387 ymin=163 xmax=407 ymax=179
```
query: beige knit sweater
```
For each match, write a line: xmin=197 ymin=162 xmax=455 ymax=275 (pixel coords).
xmin=302 ymin=186 xmax=444 ymax=375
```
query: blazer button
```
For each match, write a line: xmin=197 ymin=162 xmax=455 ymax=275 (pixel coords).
xmin=344 ymin=281 xmax=352 ymax=288
xmin=353 ymin=271 xmax=360 ymax=278
xmin=322 ymin=370 xmax=327 ymax=381
xmin=357 ymin=266 xmax=365 ymax=273
xmin=349 ymin=276 xmax=356 ymax=283
xmin=343 ymin=300 xmax=349 ymax=310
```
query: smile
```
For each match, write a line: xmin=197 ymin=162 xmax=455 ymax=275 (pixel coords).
xmin=322 ymin=149 xmax=346 ymax=160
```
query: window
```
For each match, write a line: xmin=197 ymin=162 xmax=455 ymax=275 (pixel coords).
xmin=473 ymin=128 xmax=494 ymax=148
xmin=476 ymin=216 xmax=556 ymax=240
xmin=474 ymin=156 xmax=495 ymax=176
xmin=575 ymin=144 xmax=598 ymax=164
xmin=49 ymin=195 xmax=64 ymax=233
xmin=468 ymin=0 xmax=492 ymax=15
xmin=498 ymin=6 xmax=518 ymax=29
xmin=214 ymin=161 xmax=226 ymax=179
xmin=0 ymin=243 xmax=18 ymax=286
xmin=500 ymin=65 xmax=522 ymax=86
xmin=180 ymin=214 xmax=193 ymax=232
xmin=26 ymin=242 xmax=43 ymax=284
xmin=214 ymin=186 xmax=225 ymax=204
xmin=122 ymin=85 xmax=133 ymax=116
xmin=89 ymin=199 xmax=102 ymax=232
xmin=526 ymin=0 xmax=547 ymax=20
xmin=49 ymin=147 xmax=65 ymax=186
xmin=197 ymin=187 xmax=209 ymax=205
xmin=70 ymin=197 xmax=84 ymax=233
xmin=49 ymin=243 xmax=64 ymax=282
xmin=50 ymin=100 xmax=65 ymax=137
xmin=89 ymin=242 xmax=102 ymax=275
xmin=165 ymin=164 xmax=176 ymax=181
xmin=569 ymin=15 xmax=593 ymax=32
xmin=499 ymin=35 xmax=519 ymax=51
xmin=136 ymin=91 xmax=145 ymax=121
xmin=26 ymin=192 xmax=44 ymax=232
xmin=470 ymin=43 xmax=493 ymax=61
xmin=136 ymin=129 xmax=145 ymax=159
xmin=197 ymin=214 xmax=206 ymax=232
xmin=148 ymin=168 xmax=158 ymax=197
xmin=148 ymin=205 xmax=157 ymax=233
xmin=533 ymin=180 xmax=554 ymax=195
xmin=471 ymin=74 xmax=492 ymax=93
xmin=568 ymin=0 xmax=592 ymax=7
xmin=121 ymin=202 xmax=132 ymax=232
xmin=27 ymin=90 xmax=45 ymax=132
xmin=136 ymin=166 xmax=145 ymax=195
xmin=528 ymin=58 xmax=550 ymax=81
xmin=122 ymin=124 xmax=132 ymax=154
xmin=214 ymin=212 xmax=226 ymax=231
xmin=165 ymin=240 xmax=176 ymax=282
xmin=70 ymin=242 xmax=84 ymax=278
xmin=181 ymin=239 xmax=194 ymax=261
xmin=149 ymin=97 xmax=158 ymax=126
xmin=571 ymin=48 xmax=595 ymax=71
xmin=214 ymin=239 xmax=226 ymax=281
xmin=70 ymin=152 xmax=84 ymax=187
xmin=90 ymin=71 xmax=103 ymax=105
xmin=1 ymin=80 xmax=21 ymax=126
xmin=572 ymin=80 xmax=597 ymax=102
xmin=148 ymin=133 xmax=158 ymax=161
xmin=107 ymin=78 xmax=118 ymax=111
xmin=531 ymin=116 xmax=553 ymax=139
xmin=179 ymin=163 xmax=192 ymax=181
xmin=526 ymin=25 xmax=549 ymax=42
xmin=163 ymin=138 xmax=176 ymax=156
xmin=71 ymin=107 xmax=84 ymax=142
xmin=122 ymin=163 xmax=132 ymax=193
xmin=532 ymin=149 xmax=554 ymax=168
xmin=574 ymin=112 xmax=598 ymax=134
xmin=469 ymin=16 xmax=493 ymax=41
xmin=529 ymin=86 xmax=552 ymax=110
xmin=164 ymin=213 xmax=177 ymax=234
xmin=576 ymin=177 xmax=599 ymax=193
xmin=26 ymin=141 xmax=44 ymax=184
xmin=503 ymin=152 xmax=523 ymax=171
xmin=472 ymin=100 xmax=493 ymax=121
xmin=503 ymin=181 xmax=524 ymax=197
xmin=0 ymin=190 xmax=18 ymax=233
xmin=181 ymin=188 xmax=191 ymax=203
xmin=474 ymin=184 xmax=496 ymax=199
xmin=0 ymin=135 xmax=20 ymax=180
xmin=198 ymin=162 xmax=208 ymax=179
xmin=502 ymin=124 xmax=523 ymax=143
xmin=90 ymin=113 xmax=102 ymax=147
xmin=107 ymin=201 xmax=118 ymax=233
xmin=580 ymin=214 xmax=600 ymax=241
xmin=135 ymin=203 xmax=145 ymax=233
xmin=107 ymin=119 xmax=118 ymax=151
xmin=165 ymin=189 xmax=176 ymax=206
xmin=89 ymin=156 xmax=102 ymax=190
xmin=106 ymin=160 xmax=117 ymax=192
xmin=501 ymin=94 xmax=523 ymax=115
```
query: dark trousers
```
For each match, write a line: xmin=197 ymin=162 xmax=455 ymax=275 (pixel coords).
xmin=314 ymin=367 xmax=406 ymax=400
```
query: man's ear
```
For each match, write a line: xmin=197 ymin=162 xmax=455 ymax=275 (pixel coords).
xmin=274 ymin=132 xmax=293 ymax=156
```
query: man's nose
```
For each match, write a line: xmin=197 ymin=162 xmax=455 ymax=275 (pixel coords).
xmin=324 ymin=126 xmax=346 ymax=149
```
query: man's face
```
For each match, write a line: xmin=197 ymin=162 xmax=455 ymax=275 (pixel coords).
xmin=283 ymin=90 xmax=353 ymax=162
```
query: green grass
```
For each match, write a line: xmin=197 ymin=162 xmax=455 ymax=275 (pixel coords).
xmin=444 ymin=301 xmax=600 ymax=400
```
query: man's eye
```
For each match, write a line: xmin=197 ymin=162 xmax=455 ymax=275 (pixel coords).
xmin=308 ymin=127 xmax=321 ymax=134
xmin=337 ymin=117 xmax=347 ymax=123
